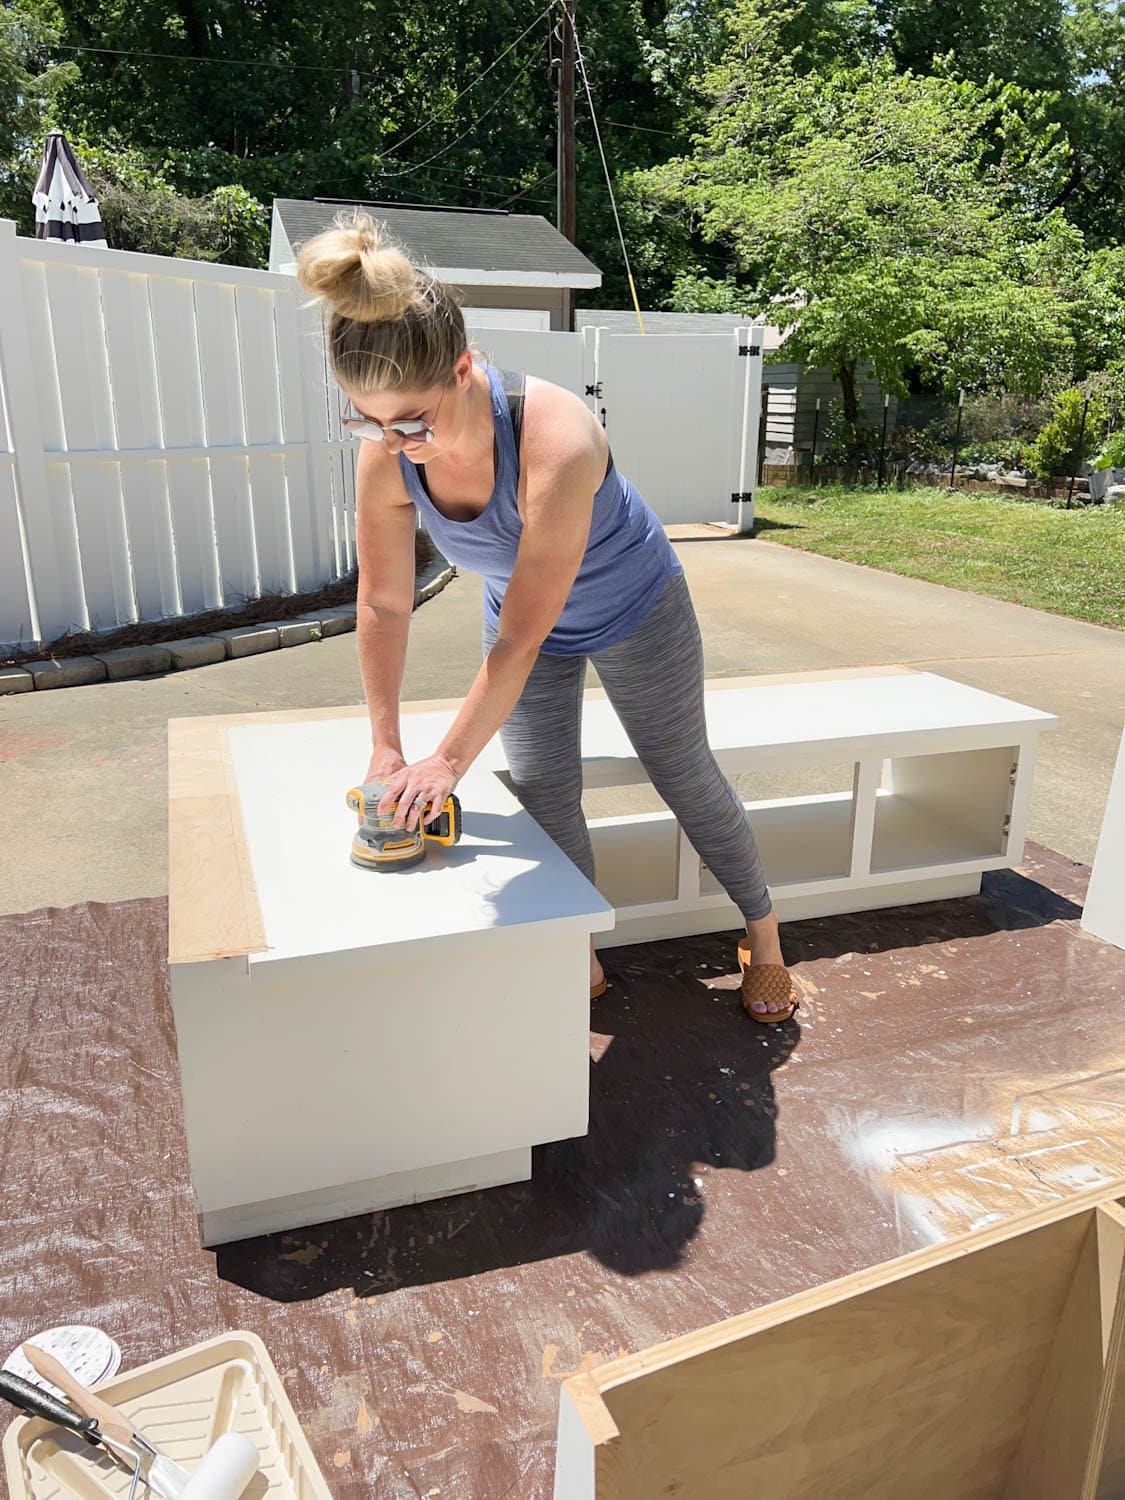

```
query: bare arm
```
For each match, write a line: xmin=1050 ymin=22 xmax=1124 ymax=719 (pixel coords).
xmin=353 ymin=437 xmax=417 ymax=774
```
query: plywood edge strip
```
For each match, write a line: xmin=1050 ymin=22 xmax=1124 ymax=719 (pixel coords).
xmin=559 ymin=1371 xmax=621 ymax=1448
xmin=168 ymin=718 xmax=267 ymax=965
xmin=1088 ymin=1208 xmax=1125 ymax=1499
xmin=588 ymin=1182 xmax=1125 ymax=1399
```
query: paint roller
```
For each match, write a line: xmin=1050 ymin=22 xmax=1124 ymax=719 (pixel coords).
xmin=10 ymin=1343 xmax=261 ymax=1500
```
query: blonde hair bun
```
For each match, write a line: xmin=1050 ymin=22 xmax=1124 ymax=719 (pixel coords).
xmin=296 ymin=209 xmax=416 ymax=324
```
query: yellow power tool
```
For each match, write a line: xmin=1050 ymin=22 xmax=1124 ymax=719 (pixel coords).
xmin=345 ymin=781 xmax=463 ymax=871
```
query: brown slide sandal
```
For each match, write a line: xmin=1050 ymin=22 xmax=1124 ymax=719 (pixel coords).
xmin=590 ymin=976 xmax=607 ymax=1000
xmin=738 ymin=937 xmax=799 ymax=1024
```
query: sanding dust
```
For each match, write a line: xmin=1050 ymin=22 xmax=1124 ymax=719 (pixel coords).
xmin=451 ymin=1389 xmax=498 ymax=1415
xmin=279 ymin=1240 xmax=326 ymax=1265
xmin=333 ymin=1450 xmax=351 ymax=1468
xmin=889 ymin=1073 xmax=1125 ymax=1238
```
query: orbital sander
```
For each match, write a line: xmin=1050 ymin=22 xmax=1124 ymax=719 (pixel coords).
xmin=345 ymin=781 xmax=463 ymax=871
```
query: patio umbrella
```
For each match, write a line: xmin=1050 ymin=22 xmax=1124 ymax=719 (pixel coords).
xmin=33 ymin=131 xmax=108 ymax=247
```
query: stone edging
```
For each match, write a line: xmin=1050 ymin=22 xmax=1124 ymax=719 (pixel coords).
xmin=0 ymin=567 xmax=457 ymax=696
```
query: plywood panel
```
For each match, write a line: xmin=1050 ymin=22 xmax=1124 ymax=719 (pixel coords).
xmin=597 ymin=1212 xmax=1090 ymax=1499
xmin=1003 ymin=1218 xmax=1106 ymax=1498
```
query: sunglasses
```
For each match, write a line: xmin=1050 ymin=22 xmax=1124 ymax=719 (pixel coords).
xmin=341 ymin=383 xmax=448 ymax=445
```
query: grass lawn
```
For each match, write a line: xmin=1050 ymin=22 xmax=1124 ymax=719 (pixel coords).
xmin=753 ymin=485 xmax=1125 ymax=630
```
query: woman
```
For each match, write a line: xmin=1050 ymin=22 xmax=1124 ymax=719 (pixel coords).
xmin=296 ymin=212 xmax=798 ymax=1023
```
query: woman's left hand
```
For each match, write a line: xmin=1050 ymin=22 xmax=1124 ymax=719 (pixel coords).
xmin=376 ymin=753 xmax=461 ymax=833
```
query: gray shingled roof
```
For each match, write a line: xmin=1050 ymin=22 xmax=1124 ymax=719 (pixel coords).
xmin=576 ymin=309 xmax=783 ymax=350
xmin=274 ymin=199 xmax=601 ymax=281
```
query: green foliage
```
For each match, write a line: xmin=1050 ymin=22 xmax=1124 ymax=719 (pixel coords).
xmin=1094 ymin=430 xmax=1125 ymax=470
xmin=0 ymin=0 xmax=1120 ymax=371
xmin=755 ymin=483 xmax=1125 ymax=628
xmin=818 ymin=402 xmax=878 ymax=466
xmin=637 ymin=33 xmax=1086 ymax=411
xmin=667 ymin=273 xmax=759 ymax=314
xmin=1026 ymin=386 xmax=1108 ymax=480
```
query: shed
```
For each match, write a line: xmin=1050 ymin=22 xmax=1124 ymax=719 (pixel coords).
xmin=271 ymin=198 xmax=601 ymax=333
xmin=575 ymin=309 xmax=888 ymax=460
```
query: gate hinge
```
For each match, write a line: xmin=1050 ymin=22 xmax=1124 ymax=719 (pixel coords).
xmin=585 ymin=381 xmax=603 ymax=397
xmin=731 ymin=492 xmax=754 ymax=504
xmin=738 ymin=345 xmax=762 ymax=357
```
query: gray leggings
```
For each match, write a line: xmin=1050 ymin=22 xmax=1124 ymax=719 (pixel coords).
xmin=483 ymin=571 xmax=773 ymax=922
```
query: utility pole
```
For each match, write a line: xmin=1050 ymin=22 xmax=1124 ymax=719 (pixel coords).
xmin=557 ymin=0 xmax=577 ymax=329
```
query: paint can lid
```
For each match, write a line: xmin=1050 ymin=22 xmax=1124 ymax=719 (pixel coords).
xmin=3 ymin=1326 xmax=122 ymax=1396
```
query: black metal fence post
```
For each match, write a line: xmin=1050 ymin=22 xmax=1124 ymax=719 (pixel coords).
xmin=809 ymin=397 xmax=821 ymax=480
xmin=950 ymin=388 xmax=964 ymax=488
xmin=1066 ymin=394 xmax=1091 ymax=509
xmin=876 ymin=393 xmax=890 ymax=489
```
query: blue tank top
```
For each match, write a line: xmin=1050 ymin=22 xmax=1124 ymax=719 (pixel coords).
xmin=398 ymin=359 xmax=682 ymax=656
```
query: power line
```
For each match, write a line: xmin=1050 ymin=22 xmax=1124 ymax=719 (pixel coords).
xmin=376 ymin=52 xmax=543 ymax=179
xmin=565 ymin=6 xmax=646 ymax=331
xmin=49 ymin=41 xmax=374 ymax=76
xmin=378 ymin=5 xmax=553 ymax=158
xmin=603 ymin=120 xmax=681 ymax=138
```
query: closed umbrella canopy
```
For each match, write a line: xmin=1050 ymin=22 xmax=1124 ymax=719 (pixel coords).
xmin=33 ymin=131 xmax=108 ymax=247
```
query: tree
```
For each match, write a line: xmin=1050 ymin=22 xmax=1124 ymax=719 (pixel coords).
xmin=634 ymin=4 xmax=1087 ymax=415
xmin=0 ymin=0 xmax=77 ymax=226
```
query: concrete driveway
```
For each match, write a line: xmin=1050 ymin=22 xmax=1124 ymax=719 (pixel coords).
xmin=2 ymin=537 xmax=1121 ymax=913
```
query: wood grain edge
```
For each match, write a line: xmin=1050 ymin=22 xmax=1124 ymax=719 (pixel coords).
xmin=168 ymin=717 xmax=266 ymax=965
xmin=584 ymin=1182 xmax=1125 ymax=1402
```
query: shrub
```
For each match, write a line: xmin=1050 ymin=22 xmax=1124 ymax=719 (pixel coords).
xmin=1026 ymin=387 xmax=1107 ymax=481
xmin=1095 ymin=430 xmax=1125 ymax=470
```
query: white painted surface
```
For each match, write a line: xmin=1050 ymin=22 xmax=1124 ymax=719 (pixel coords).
xmin=597 ymin=328 xmax=755 ymax=525
xmin=367 ymin=676 xmax=1054 ymax=947
xmin=538 ymin=673 xmax=1054 ymax=782
xmin=173 ymin=713 xmax=614 ymax=1241
xmin=0 ymin=223 xmax=346 ymax=644
xmin=227 ymin=716 xmax=615 ymax=965
xmin=554 ymin=1384 xmax=596 ymax=1500
xmin=468 ymin=327 xmax=590 ymax=399
xmin=170 ymin=923 xmax=596 ymax=1233
xmin=464 ymin=306 xmax=551 ymax=331
xmin=200 ymin=1147 xmax=532 ymax=1246
xmin=1082 ymin=724 xmax=1125 ymax=949
xmin=171 ymin=673 xmax=1055 ymax=1240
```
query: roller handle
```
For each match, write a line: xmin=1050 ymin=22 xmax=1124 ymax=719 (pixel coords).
xmin=0 ymin=1370 xmax=101 ymax=1444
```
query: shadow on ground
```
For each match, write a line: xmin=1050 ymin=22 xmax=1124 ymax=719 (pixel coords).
xmin=215 ymin=864 xmax=1082 ymax=1303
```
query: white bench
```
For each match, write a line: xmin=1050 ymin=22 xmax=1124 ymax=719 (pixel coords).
xmin=167 ymin=707 xmax=614 ymax=1246
xmin=412 ymin=666 xmax=1056 ymax=945
xmin=167 ymin=669 xmax=1056 ymax=1244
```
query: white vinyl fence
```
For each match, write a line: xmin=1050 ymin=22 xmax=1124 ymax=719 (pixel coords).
xmin=0 ymin=220 xmax=764 ymax=649
xmin=0 ymin=221 xmax=354 ymax=649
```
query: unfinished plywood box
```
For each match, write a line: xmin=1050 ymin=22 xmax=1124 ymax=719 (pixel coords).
xmin=168 ymin=704 xmax=615 ymax=1246
xmin=555 ymin=1185 xmax=1125 ymax=1499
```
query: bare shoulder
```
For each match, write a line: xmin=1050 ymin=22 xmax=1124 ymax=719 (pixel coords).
xmin=521 ymin=374 xmax=607 ymax=477
xmin=355 ymin=429 xmax=413 ymax=510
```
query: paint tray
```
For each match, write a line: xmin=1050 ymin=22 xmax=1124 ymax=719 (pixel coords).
xmin=2 ymin=1331 xmax=333 ymax=1499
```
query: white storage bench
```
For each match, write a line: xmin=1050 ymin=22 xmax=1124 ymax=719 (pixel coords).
xmin=569 ymin=667 xmax=1059 ymax=946
xmin=167 ymin=706 xmax=614 ymax=1246
xmin=167 ymin=668 xmax=1055 ymax=1244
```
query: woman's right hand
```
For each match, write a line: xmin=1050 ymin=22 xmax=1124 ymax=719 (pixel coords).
xmin=365 ymin=748 xmax=407 ymax=787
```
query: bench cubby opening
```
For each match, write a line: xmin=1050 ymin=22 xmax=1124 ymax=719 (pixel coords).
xmin=870 ymin=743 xmax=1018 ymax=875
